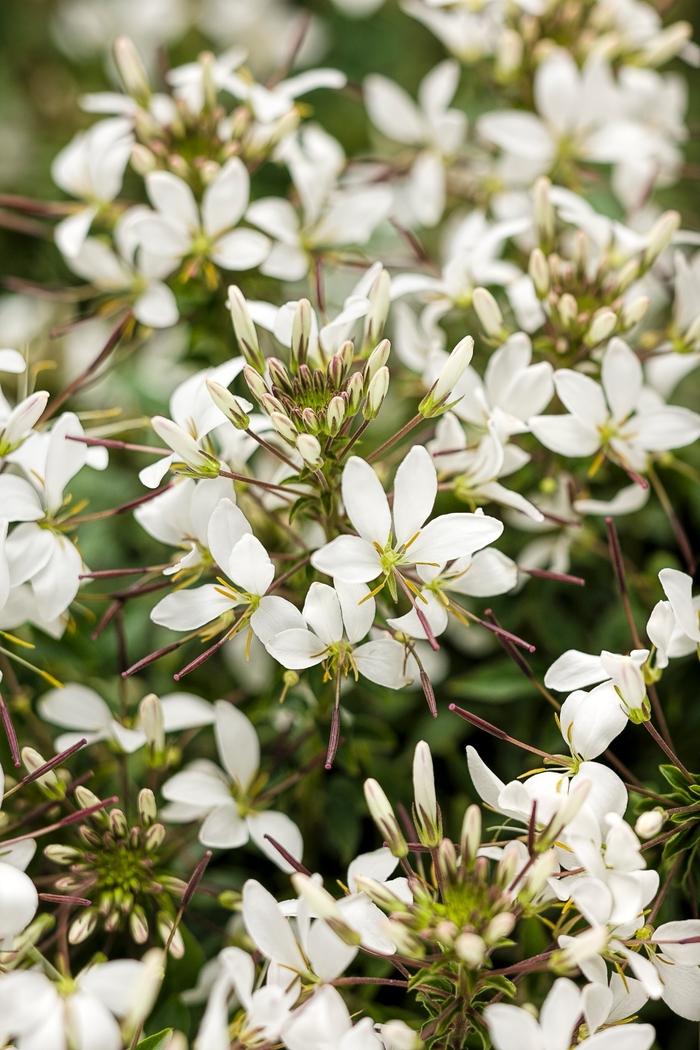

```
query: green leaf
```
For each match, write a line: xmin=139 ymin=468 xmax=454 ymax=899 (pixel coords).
xmin=137 ymin=1030 xmax=173 ymax=1050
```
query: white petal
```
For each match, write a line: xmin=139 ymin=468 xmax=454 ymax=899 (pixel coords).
xmin=227 ymin=534 xmax=275 ymax=596
xmin=392 ymin=445 xmax=437 ymax=546
xmin=529 ymin=414 xmax=601 ymax=456
xmin=335 ymin=579 xmax=375 ymax=644
xmin=545 ymin=650 xmax=608 ymax=691
xmin=150 ymin=584 xmax=235 ymax=631
xmin=203 ymin=157 xmax=249 ymax=238
xmin=207 ymin=499 xmax=252 ymax=573
xmin=302 ymin=582 xmax=344 ymax=645
xmin=341 ymin=457 xmax=391 ymax=545
xmin=266 ymin=627 xmax=326 ymax=669
xmin=483 ymin=1003 xmax=542 ymax=1050
xmin=248 ymin=811 xmax=304 ymax=873
xmin=311 ymin=535 xmax=382 ymax=583
xmin=133 ymin=281 xmax=178 ymax=328
xmin=364 ymin=75 xmax=426 ymax=144
xmin=602 ymin=339 xmax=642 ymax=422
xmin=409 ymin=511 xmax=503 ymax=564
xmin=0 ymin=862 xmax=38 ymax=939
xmin=162 ymin=765 xmax=231 ymax=807
xmin=38 ymin=683 xmax=112 ymax=732
xmin=147 ymin=170 xmax=198 ymax=231
xmin=0 ymin=476 xmax=44 ymax=521
xmin=200 ymin=803 xmax=250 ymax=849
xmin=635 ymin=406 xmax=700 ymax=451
xmin=554 ymin=370 xmax=608 ymax=427
xmin=354 ymin=638 xmax=412 ymax=688
xmin=242 ymin=879 xmax=307 ymax=972
xmin=250 ymin=595 xmax=306 ymax=646
xmin=213 ymin=699 xmax=260 ymax=790
xmin=466 ymin=745 xmax=507 ymax=809
xmin=211 ymin=229 xmax=270 ymax=270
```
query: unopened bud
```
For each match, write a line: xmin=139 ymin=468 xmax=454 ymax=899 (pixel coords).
xmin=525 ymin=850 xmax=558 ymax=895
xmin=138 ymin=788 xmax=158 ymax=825
xmin=228 ymin=286 xmax=264 ymax=372
xmin=139 ymin=693 xmax=165 ymax=752
xmin=455 ymin=932 xmax=486 ymax=967
xmin=130 ymin=144 xmax=157 ymax=176
xmin=145 ymin=823 xmax=167 ymax=851
xmin=68 ymin=908 xmax=98 ymax=945
xmin=130 ymin=906 xmax=149 ymax=944
xmin=364 ymin=366 xmax=389 ymax=419
xmin=114 ymin=37 xmax=150 ymax=103
xmin=151 ymin=417 xmax=214 ymax=474
xmin=365 ymin=338 xmax=391 ymax=381
xmin=460 ymin=804 xmax=481 ymax=863
xmin=495 ymin=27 xmax=523 ymax=79
xmin=243 ymin=364 xmax=268 ymax=403
xmin=420 ymin=336 xmax=473 ymax=418
xmin=557 ymin=293 xmax=578 ymax=328
xmin=75 ymin=786 xmax=102 ymax=811
xmin=641 ymin=21 xmax=691 ymax=66
xmin=473 ymin=287 xmax=504 ymax=338
xmin=296 ymin=433 xmax=323 ymax=469
xmin=585 ymin=309 xmax=617 ymax=347
xmin=635 ymin=808 xmax=665 ymax=840
xmin=534 ymin=176 xmax=554 ymax=246
xmin=621 ymin=296 xmax=649 ymax=329
xmin=291 ymin=299 xmax=313 ymax=370
xmin=346 ymin=372 xmax=364 ymax=413
xmin=364 ymin=778 xmax=408 ymax=857
xmin=379 ymin=1019 xmax=424 ymax=1050
xmin=363 ymin=268 xmax=391 ymax=349
xmin=270 ymin=411 xmax=298 ymax=444
xmin=21 ymin=746 xmax=60 ymax=795
xmin=485 ymin=912 xmax=516 ymax=943
xmin=326 ymin=394 xmax=346 ymax=435
xmin=552 ymin=926 xmax=608 ymax=972
xmin=291 ymin=874 xmax=360 ymax=946
xmin=529 ymin=248 xmax=550 ymax=297
xmin=644 ymin=211 xmax=680 ymax=266
xmin=206 ymin=380 xmax=250 ymax=429
xmin=412 ymin=741 xmax=441 ymax=847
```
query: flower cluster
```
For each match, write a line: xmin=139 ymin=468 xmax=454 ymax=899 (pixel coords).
xmin=0 ymin=0 xmax=698 ymax=1047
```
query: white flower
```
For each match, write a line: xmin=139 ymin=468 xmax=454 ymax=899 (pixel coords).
xmin=427 ymin=414 xmax=544 ymax=522
xmin=0 ymin=413 xmax=97 ymax=620
xmin=161 ymin=701 xmax=303 ymax=868
xmin=311 ymin=445 xmax=503 ymax=590
xmin=194 ymin=945 xmax=298 ymax=1049
xmin=559 ymin=685 xmax=629 ymax=760
xmin=134 ymin=477 xmax=237 ymax=576
xmin=365 ymin=61 xmax=465 ymax=227
xmin=646 ymin=567 xmax=700 ymax=668
xmin=0 ymin=391 xmax=49 ymax=460
xmin=241 ymin=878 xmax=356 ymax=983
xmin=52 ymin=118 xmax=133 ymax=257
xmin=0 ymin=954 xmax=159 ymax=1050
xmin=485 ymin=977 xmax=654 ymax=1050
xmin=259 ymin=581 xmax=412 ymax=689
xmin=225 ymin=67 xmax=347 ymax=124
xmin=149 ymin=499 xmax=279 ymax=634
xmin=37 ymin=682 xmax=215 ymax=754
xmin=65 ymin=212 xmax=178 ymax=328
xmin=0 ymin=781 xmax=38 ymax=948
xmin=530 ymin=339 xmax=700 ymax=472
xmin=545 ymin=646 xmax=649 ymax=721
xmin=139 ymin=360 xmax=247 ymax=488
xmin=282 ymin=984 xmax=382 ymax=1050
xmin=130 ymin=160 xmax=270 ymax=277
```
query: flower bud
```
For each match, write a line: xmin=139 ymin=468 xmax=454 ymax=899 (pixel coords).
xmin=495 ymin=28 xmax=523 ymax=79
xmin=585 ymin=309 xmax=617 ymax=347
xmin=138 ymin=788 xmax=158 ymax=826
xmin=130 ymin=144 xmax=157 ymax=176
xmin=139 ymin=693 xmax=165 ymax=753
xmin=460 ymin=804 xmax=481 ymax=863
xmin=436 ymin=838 xmax=458 ymax=884
xmin=412 ymin=741 xmax=441 ymax=847
xmin=109 ymin=808 xmax=128 ymax=838
xmin=615 ymin=258 xmax=640 ymax=294
xmin=296 ymin=433 xmax=323 ymax=469
xmin=644 ymin=211 xmax=680 ymax=266
xmin=44 ymin=844 xmax=80 ymax=864
xmin=364 ymin=778 xmax=408 ymax=857
xmin=75 ymin=786 xmax=102 ymax=811
xmin=364 ymin=366 xmax=390 ymax=420
xmin=69 ymin=908 xmax=98 ymax=945
xmin=113 ymin=37 xmax=150 ymax=103
xmin=243 ymin=364 xmax=268 ymax=403
xmin=301 ymin=407 xmax=320 ymax=433
xmin=419 ymin=336 xmax=473 ymax=418
xmin=621 ymin=296 xmax=649 ymax=329
xmin=525 ymin=850 xmax=558 ymax=895
xmin=635 ymin=808 xmax=665 ymax=840
xmin=291 ymin=299 xmax=313 ymax=370
xmin=206 ymin=380 xmax=250 ymax=429
xmin=600 ymin=651 xmax=649 ymax=722
xmin=270 ymin=411 xmax=298 ymax=444
xmin=641 ymin=21 xmax=691 ymax=66
xmin=534 ymin=176 xmax=554 ymax=245
xmin=472 ymin=287 xmax=504 ymax=338
xmin=151 ymin=417 xmax=215 ymax=474
xmin=486 ymin=912 xmax=516 ymax=943
xmin=455 ymin=932 xmax=486 ymax=967
xmin=291 ymin=874 xmax=361 ymax=946
xmin=365 ymin=338 xmax=391 ymax=381
xmin=158 ymin=914 xmax=185 ymax=958
xmin=552 ymin=926 xmax=608 ymax=972
xmin=21 ymin=746 xmax=60 ymax=795
xmin=326 ymin=394 xmax=346 ymax=435
xmin=130 ymin=906 xmax=150 ymax=944
xmin=529 ymin=248 xmax=550 ymax=297
xmin=557 ymin=293 xmax=578 ymax=328
xmin=347 ymin=372 xmax=364 ymax=413
xmin=363 ymin=268 xmax=391 ymax=348
xmin=228 ymin=286 xmax=265 ymax=372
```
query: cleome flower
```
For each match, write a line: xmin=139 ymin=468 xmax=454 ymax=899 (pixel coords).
xmin=311 ymin=445 xmax=504 ymax=602
xmin=161 ymin=700 xmax=303 ymax=869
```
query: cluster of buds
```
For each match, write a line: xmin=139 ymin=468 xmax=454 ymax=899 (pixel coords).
xmin=44 ymin=786 xmax=186 ymax=954
xmin=219 ymin=287 xmax=392 ymax=474
xmin=494 ymin=2 xmax=691 ymax=87
xmin=361 ymin=744 xmax=557 ymax=976
xmin=472 ymin=179 xmax=679 ymax=359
